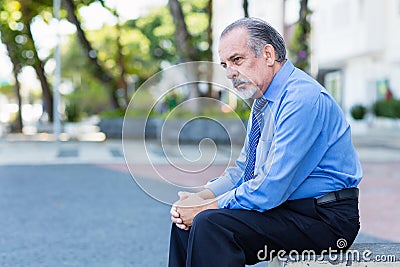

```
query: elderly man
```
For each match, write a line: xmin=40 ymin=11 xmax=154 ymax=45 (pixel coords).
xmin=169 ymin=17 xmax=362 ymax=267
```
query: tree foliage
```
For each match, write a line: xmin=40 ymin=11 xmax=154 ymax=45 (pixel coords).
xmin=168 ymin=0 xmax=212 ymax=62
xmin=0 ymin=0 xmax=54 ymax=126
xmin=0 ymin=0 xmax=214 ymax=124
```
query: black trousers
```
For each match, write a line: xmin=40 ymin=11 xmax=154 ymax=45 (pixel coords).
xmin=168 ymin=197 xmax=360 ymax=267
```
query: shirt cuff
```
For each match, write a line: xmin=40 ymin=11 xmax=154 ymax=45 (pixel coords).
xmin=216 ymin=189 xmax=250 ymax=210
xmin=217 ymin=189 xmax=236 ymax=208
xmin=204 ymin=176 xmax=235 ymax=197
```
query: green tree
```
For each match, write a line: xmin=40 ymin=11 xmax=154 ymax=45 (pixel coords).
xmin=59 ymin=9 xmax=174 ymax=117
xmin=63 ymin=0 xmax=122 ymax=110
xmin=127 ymin=6 xmax=178 ymax=80
xmin=0 ymin=0 xmax=54 ymax=122
xmin=167 ymin=0 xmax=213 ymax=63
xmin=60 ymin=35 xmax=109 ymax=116
xmin=96 ymin=0 xmax=129 ymax=106
xmin=167 ymin=0 xmax=214 ymax=101
xmin=43 ymin=0 xmax=215 ymax=119
xmin=20 ymin=0 xmax=54 ymax=121
xmin=125 ymin=0 xmax=213 ymax=85
xmin=0 ymin=25 xmax=23 ymax=131
xmin=288 ymin=0 xmax=312 ymax=72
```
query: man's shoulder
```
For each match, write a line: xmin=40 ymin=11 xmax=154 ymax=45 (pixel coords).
xmin=282 ymin=73 xmax=323 ymax=105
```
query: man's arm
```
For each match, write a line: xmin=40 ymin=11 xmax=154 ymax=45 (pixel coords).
xmin=204 ymin=139 xmax=248 ymax=197
xmin=217 ymin=92 xmax=326 ymax=211
xmin=197 ymin=188 xmax=217 ymax=200
xmin=169 ymin=118 xmax=251 ymax=229
xmin=169 ymin=146 xmax=247 ymax=230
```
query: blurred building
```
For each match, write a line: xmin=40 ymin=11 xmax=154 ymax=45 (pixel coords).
xmin=312 ymin=0 xmax=400 ymax=113
xmin=213 ymin=0 xmax=400 ymax=116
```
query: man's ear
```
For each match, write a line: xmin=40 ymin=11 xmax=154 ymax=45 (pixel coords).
xmin=262 ymin=44 xmax=276 ymax=66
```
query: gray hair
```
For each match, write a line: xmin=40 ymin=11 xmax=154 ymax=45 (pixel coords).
xmin=221 ymin=17 xmax=286 ymax=62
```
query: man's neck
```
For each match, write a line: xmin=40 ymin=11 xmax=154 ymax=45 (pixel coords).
xmin=255 ymin=60 xmax=286 ymax=99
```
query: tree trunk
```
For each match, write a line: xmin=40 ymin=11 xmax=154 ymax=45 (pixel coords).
xmin=97 ymin=0 xmax=129 ymax=107
xmin=168 ymin=0 xmax=201 ymax=113
xmin=243 ymin=0 xmax=249 ymax=17
xmin=2 ymin=40 xmax=23 ymax=132
xmin=21 ymin=6 xmax=54 ymax=122
xmin=297 ymin=0 xmax=310 ymax=71
xmin=206 ymin=0 xmax=214 ymax=98
xmin=116 ymin=22 xmax=129 ymax=107
xmin=63 ymin=0 xmax=121 ymax=110
xmin=12 ymin=71 xmax=23 ymax=133
xmin=299 ymin=0 xmax=309 ymax=38
xmin=168 ymin=0 xmax=197 ymax=62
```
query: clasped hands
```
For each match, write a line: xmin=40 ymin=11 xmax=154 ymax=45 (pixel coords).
xmin=170 ymin=189 xmax=218 ymax=231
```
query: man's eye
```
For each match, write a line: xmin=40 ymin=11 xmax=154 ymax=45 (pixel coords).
xmin=221 ymin=63 xmax=227 ymax=69
xmin=233 ymin=57 xmax=243 ymax=64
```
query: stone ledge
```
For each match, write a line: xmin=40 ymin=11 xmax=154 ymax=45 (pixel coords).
xmin=268 ymin=243 xmax=400 ymax=266
xmin=100 ymin=117 xmax=247 ymax=144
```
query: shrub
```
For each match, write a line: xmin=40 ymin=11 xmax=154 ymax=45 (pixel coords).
xmin=65 ymin=102 xmax=82 ymax=122
xmin=372 ymin=99 xmax=400 ymax=118
xmin=350 ymin=104 xmax=367 ymax=120
xmin=99 ymin=108 xmax=126 ymax=119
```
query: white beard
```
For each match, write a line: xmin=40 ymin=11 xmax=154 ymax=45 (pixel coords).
xmin=236 ymin=85 xmax=259 ymax=99
xmin=232 ymin=78 xmax=260 ymax=100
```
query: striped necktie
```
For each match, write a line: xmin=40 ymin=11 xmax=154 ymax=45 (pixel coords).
xmin=243 ymin=97 xmax=268 ymax=182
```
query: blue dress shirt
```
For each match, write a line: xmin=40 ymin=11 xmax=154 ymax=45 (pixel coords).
xmin=205 ymin=60 xmax=363 ymax=212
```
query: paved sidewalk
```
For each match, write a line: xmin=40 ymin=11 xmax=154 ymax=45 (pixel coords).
xmin=0 ymin=129 xmax=399 ymax=255
xmin=0 ymin=139 xmax=125 ymax=165
xmin=1 ymin=129 xmax=400 ymax=165
xmin=0 ymin=134 xmax=243 ymax=165
xmin=352 ymin=128 xmax=400 ymax=162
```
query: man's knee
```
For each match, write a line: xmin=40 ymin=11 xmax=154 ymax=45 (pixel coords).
xmin=192 ymin=209 xmax=225 ymax=230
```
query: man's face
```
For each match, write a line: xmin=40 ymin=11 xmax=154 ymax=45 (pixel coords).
xmin=218 ymin=27 xmax=272 ymax=99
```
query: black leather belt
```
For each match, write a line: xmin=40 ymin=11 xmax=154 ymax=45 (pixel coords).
xmin=316 ymin=188 xmax=359 ymax=205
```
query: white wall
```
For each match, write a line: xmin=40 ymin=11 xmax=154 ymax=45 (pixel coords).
xmin=385 ymin=0 xmax=400 ymax=98
xmin=312 ymin=0 xmax=400 ymax=114
xmin=211 ymin=0 xmax=400 ymax=115
xmin=385 ymin=0 xmax=400 ymax=63
xmin=313 ymin=0 xmax=386 ymax=68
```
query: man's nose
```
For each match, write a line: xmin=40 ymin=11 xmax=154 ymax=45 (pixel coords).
xmin=226 ymin=66 xmax=239 ymax=80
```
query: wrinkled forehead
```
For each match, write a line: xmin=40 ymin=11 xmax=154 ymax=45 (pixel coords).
xmin=218 ymin=27 xmax=250 ymax=60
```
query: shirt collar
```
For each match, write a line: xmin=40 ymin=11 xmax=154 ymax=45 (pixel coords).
xmin=263 ymin=59 xmax=295 ymax=102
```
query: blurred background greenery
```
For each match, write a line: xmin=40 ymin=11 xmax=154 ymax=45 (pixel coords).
xmin=1 ymin=0 xmax=398 ymax=137
xmin=1 ymin=0 xmax=315 ymax=136
xmin=0 ymin=0 xmax=217 ymax=131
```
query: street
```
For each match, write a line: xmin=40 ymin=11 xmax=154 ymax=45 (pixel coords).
xmin=0 ymin=164 xmax=170 ymax=267
xmin=0 ymin=131 xmax=399 ymax=266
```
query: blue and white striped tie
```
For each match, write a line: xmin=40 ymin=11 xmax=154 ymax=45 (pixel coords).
xmin=243 ymin=97 xmax=268 ymax=182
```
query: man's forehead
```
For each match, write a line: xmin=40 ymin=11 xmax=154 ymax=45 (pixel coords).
xmin=218 ymin=28 xmax=249 ymax=59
